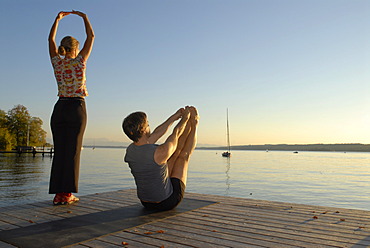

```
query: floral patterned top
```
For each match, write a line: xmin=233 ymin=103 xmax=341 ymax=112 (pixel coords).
xmin=51 ymin=55 xmax=88 ymax=97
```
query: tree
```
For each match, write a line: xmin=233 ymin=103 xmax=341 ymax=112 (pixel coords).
xmin=0 ymin=109 xmax=15 ymax=150
xmin=0 ymin=128 xmax=15 ymax=150
xmin=6 ymin=105 xmax=31 ymax=146
xmin=29 ymin=117 xmax=47 ymax=147
xmin=2 ymin=105 xmax=47 ymax=149
xmin=0 ymin=110 xmax=6 ymax=127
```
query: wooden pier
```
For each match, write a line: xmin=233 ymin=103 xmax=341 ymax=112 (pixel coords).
xmin=0 ymin=147 xmax=53 ymax=157
xmin=1 ymin=189 xmax=370 ymax=247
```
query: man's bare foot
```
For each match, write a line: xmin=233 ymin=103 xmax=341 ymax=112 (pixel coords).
xmin=182 ymin=106 xmax=191 ymax=120
xmin=189 ymin=106 xmax=199 ymax=124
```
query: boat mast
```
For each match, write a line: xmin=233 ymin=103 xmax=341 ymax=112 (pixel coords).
xmin=226 ymin=108 xmax=230 ymax=153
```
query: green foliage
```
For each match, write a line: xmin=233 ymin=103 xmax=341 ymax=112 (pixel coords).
xmin=29 ymin=117 xmax=47 ymax=147
xmin=0 ymin=128 xmax=15 ymax=150
xmin=0 ymin=105 xmax=47 ymax=150
xmin=6 ymin=105 xmax=31 ymax=147
xmin=0 ymin=110 xmax=6 ymax=127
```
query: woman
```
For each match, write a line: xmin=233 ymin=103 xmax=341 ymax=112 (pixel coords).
xmin=48 ymin=10 xmax=94 ymax=205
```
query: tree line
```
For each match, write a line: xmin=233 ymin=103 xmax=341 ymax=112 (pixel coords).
xmin=0 ymin=105 xmax=47 ymax=151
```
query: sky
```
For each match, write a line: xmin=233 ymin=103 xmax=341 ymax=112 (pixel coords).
xmin=1 ymin=0 xmax=370 ymax=147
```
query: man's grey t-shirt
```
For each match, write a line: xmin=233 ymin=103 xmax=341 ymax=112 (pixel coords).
xmin=124 ymin=143 xmax=173 ymax=202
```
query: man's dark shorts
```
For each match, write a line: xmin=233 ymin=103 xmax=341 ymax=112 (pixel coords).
xmin=141 ymin=178 xmax=185 ymax=211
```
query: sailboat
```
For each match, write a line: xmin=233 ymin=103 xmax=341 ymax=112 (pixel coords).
xmin=222 ymin=108 xmax=231 ymax=157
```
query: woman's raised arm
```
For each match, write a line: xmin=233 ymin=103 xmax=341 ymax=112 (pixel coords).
xmin=72 ymin=10 xmax=95 ymax=61
xmin=48 ymin=11 xmax=71 ymax=58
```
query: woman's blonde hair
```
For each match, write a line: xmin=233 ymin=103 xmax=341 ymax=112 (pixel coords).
xmin=58 ymin=36 xmax=80 ymax=56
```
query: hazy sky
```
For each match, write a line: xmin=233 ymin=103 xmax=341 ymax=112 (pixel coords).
xmin=1 ymin=0 xmax=370 ymax=146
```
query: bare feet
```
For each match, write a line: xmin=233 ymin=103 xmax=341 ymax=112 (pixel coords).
xmin=182 ymin=106 xmax=191 ymax=121
xmin=189 ymin=106 xmax=199 ymax=124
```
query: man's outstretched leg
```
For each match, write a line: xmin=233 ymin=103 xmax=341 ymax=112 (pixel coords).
xmin=167 ymin=113 xmax=192 ymax=176
xmin=169 ymin=106 xmax=199 ymax=185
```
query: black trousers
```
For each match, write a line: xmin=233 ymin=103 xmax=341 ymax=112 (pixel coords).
xmin=49 ymin=98 xmax=87 ymax=194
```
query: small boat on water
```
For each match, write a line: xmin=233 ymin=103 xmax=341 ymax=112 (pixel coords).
xmin=222 ymin=108 xmax=231 ymax=158
xmin=222 ymin=151 xmax=231 ymax=157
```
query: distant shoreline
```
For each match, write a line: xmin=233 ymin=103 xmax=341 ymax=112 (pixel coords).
xmin=83 ymin=143 xmax=370 ymax=153
xmin=198 ymin=143 xmax=370 ymax=153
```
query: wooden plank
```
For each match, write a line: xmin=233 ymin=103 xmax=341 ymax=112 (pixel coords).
xmin=81 ymin=235 xmax=158 ymax=248
xmin=0 ymin=196 xmax=215 ymax=248
xmin=195 ymin=203 xmax=370 ymax=237
xmin=75 ymin=191 xmax=370 ymax=247
xmin=167 ymin=214 xmax=347 ymax=247
xmin=78 ymin=198 xmax=135 ymax=211
xmin=126 ymin=225 xmax=230 ymax=248
xmin=0 ymin=220 xmax=19 ymax=231
xmin=196 ymin=202 xmax=369 ymax=245
xmin=1 ymin=208 xmax=61 ymax=225
xmin=190 ymin=207 xmax=370 ymax=241
xmin=216 ymin=199 xmax=370 ymax=222
xmin=0 ymin=213 xmax=35 ymax=228
xmin=196 ymin=204 xmax=361 ymax=229
xmin=187 ymin=208 xmax=368 ymax=242
xmin=186 ymin=192 xmax=370 ymax=217
xmin=79 ymin=191 xmax=370 ymax=247
xmin=0 ymin=190 xmax=137 ymax=232
xmin=78 ymin=238 xmax=124 ymax=248
xmin=113 ymin=230 xmax=195 ymax=248
xmin=156 ymin=216 xmax=322 ymax=247
xmin=2 ymin=189 xmax=370 ymax=248
xmin=27 ymin=202 xmax=93 ymax=218
xmin=138 ymin=222 xmax=267 ymax=248
xmin=0 ymin=241 xmax=16 ymax=248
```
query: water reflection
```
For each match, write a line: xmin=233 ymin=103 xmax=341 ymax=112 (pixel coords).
xmin=0 ymin=154 xmax=51 ymax=205
xmin=2 ymin=149 xmax=370 ymax=211
xmin=224 ymin=157 xmax=231 ymax=195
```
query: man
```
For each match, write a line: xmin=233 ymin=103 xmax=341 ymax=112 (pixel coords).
xmin=123 ymin=106 xmax=199 ymax=211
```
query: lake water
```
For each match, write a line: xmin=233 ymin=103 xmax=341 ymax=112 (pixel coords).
xmin=1 ymin=148 xmax=370 ymax=211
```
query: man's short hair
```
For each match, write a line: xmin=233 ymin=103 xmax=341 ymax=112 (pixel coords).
xmin=122 ymin=112 xmax=147 ymax=142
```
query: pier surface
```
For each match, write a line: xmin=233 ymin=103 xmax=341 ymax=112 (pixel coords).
xmin=0 ymin=189 xmax=370 ymax=247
